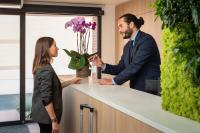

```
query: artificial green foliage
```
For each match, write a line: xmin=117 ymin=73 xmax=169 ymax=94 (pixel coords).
xmin=154 ymin=0 xmax=200 ymax=86
xmin=63 ymin=49 xmax=97 ymax=70
xmin=154 ymin=0 xmax=200 ymax=30
xmin=154 ymin=0 xmax=200 ymax=122
xmin=161 ymin=29 xmax=200 ymax=122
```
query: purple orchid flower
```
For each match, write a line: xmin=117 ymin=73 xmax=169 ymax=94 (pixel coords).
xmin=91 ymin=22 xmax=96 ymax=30
xmin=64 ymin=16 xmax=97 ymax=54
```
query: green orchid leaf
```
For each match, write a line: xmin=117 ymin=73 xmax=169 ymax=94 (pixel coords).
xmin=64 ymin=50 xmax=98 ymax=70
xmin=82 ymin=52 xmax=98 ymax=59
xmin=68 ymin=56 xmax=87 ymax=70
xmin=63 ymin=49 xmax=72 ymax=57
xmin=83 ymin=53 xmax=90 ymax=58
xmin=88 ymin=52 xmax=98 ymax=58
xmin=70 ymin=50 xmax=81 ymax=58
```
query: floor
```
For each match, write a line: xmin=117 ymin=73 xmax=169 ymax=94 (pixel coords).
xmin=0 ymin=110 xmax=19 ymax=122
xmin=0 ymin=110 xmax=39 ymax=133
xmin=26 ymin=123 xmax=40 ymax=133
xmin=0 ymin=123 xmax=39 ymax=133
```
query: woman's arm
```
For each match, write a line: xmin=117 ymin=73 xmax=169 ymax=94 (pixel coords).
xmin=45 ymin=102 xmax=59 ymax=133
xmin=61 ymin=77 xmax=81 ymax=88
xmin=61 ymin=80 xmax=72 ymax=88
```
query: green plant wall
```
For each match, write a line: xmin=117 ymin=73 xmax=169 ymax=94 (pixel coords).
xmin=154 ymin=0 xmax=200 ymax=122
xmin=161 ymin=28 xmax=200 ymax=122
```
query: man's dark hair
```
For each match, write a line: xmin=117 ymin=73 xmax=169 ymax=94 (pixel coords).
xmin=119 ymin=13 xmax=144 ymax=29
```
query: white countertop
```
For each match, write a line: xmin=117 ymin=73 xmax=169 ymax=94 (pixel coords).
xmin=65 ymin=77 xmax=200 ymax=133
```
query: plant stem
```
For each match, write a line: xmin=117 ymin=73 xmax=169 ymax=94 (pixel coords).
xmin=77 ymin=33 xmax=79 ymax=53
xmin=84 ymin=30 xmax=87 ymax=53
xmin=83 ymin=32 xmax=85 ymax=54
xmin=87 ymin=30 xmax=90 ymax=53
xmin=79 ymin=33 xmax=82 ymax=54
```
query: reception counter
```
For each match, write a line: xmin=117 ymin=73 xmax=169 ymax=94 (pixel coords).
xmin=60 ymin=77 xmax=200 ymax=133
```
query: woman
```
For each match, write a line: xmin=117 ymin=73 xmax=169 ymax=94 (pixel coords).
xmin=31 ymin=37 xmax=80 ymax=133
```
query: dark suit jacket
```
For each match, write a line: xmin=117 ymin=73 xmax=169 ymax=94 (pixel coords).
xmin=103 ymin=31 xmax=161 ymax=93
xmin=31 ymin=64 xmax=63 ymax=124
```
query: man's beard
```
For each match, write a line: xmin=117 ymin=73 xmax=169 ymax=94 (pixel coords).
xmin=122 ymin=27 xmax=132 ymax=39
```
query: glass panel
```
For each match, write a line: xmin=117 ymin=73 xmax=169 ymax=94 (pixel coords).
xmin=0 ymin=0 xmax=21 ymax=4
xmin=25 ymin=14 xmax=97 ymax=120
xmin=0 ymin=15 xmax=20 ymax=122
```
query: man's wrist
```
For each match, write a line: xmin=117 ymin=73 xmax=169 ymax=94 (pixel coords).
xmin=101 ymin=63 xmax=106 ymax=71
xmin=112 ymin=78 xmax=116 ymax=85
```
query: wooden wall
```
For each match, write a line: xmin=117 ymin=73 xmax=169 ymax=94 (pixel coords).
xmin=115 ymin=0 xmax=162 ymax=63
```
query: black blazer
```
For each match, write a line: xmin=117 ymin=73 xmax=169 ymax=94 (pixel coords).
xmin=31 ymin=64 xmax=63 ymax=124
xmin=103 ymin=31 xmax=161 ymax=93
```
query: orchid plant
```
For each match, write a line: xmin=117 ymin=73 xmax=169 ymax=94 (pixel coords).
xmin=63 ymin=16 xmax=97 ymax=70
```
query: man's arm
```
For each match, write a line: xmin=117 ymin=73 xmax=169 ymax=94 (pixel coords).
xmin=102 ymin=46 xmax=127 ymax=75
xmin=113 ymin=37 xmax=157 ymax=85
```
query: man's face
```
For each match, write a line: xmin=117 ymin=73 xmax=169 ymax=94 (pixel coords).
xmin=118 ymin=18 xmax=133 ymax=39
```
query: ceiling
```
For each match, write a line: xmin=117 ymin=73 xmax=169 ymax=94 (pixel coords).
xmin=25 ymin=0 xmax=130 ymax=5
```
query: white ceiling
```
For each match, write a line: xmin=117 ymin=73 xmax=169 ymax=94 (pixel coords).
xmin=25 ymin=0 xmax=130 ymax=5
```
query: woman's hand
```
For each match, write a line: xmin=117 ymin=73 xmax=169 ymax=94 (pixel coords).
xmin=71 ymin=77 xmax=82 ymax=84
xmin=52 ymin=121 xmax=59 ymax=133
xmin=61 ymin=77 xmax=82 ymax=88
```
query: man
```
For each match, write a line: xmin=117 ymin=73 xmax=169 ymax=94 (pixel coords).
xmin=89 ymin=13 xmax=161 ymax=95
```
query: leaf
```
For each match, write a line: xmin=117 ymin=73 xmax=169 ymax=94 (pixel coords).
xmin=191 ymin=5 xmax=199 ymax=27
xmin=154 ymin=16 xmax=159 ymax=22
xmin=64 ymin=50 xmax=98 ymax=70
xmin=88 ymin=52 xmax=98 ymax=58
xmin=82 ymin=52 xmax=98 ymax=59
xmin=70 ymin=50 xmax=81 ymax=58
xmin=68 ymin=56 xmax=87 ymax=70
xmin=63 ymin=49 xmax=72 ymax=57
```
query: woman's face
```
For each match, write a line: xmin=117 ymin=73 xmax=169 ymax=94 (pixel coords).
xmin=48 ymin=41 xmax=59 ymax=58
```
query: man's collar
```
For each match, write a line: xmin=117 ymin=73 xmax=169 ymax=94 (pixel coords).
xmin=130 ymin=30 xmax=139 ymax=42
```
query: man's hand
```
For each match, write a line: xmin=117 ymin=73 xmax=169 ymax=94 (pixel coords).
xmin=88 ymin=55 xmax=104 ymax=67
xmin=99 ymin=78 xmax=113 ymax=85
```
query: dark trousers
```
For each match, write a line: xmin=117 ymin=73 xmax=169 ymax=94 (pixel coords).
xmin=39 ymin=123 xmax=52 ymax=133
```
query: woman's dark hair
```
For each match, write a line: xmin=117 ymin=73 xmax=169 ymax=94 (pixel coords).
xmin=32 ymin=37 xmax=54 ymax=75
xmin=119 ymin=13 xmax=144 ymax=29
